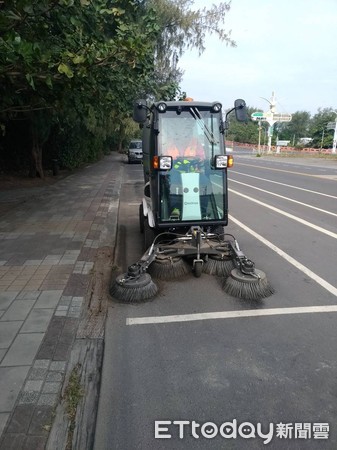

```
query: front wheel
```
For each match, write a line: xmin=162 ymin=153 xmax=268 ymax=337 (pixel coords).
xmin=139 ymin=204 xmax=144 ymax=234
xmin=193 ymin=260 xmax=203 ymax=278
xmin=144 ymin=219 xmax=156 ymax=251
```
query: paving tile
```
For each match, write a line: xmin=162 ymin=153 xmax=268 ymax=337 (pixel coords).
xmin=0 ymin=300 xmax=35 ymax=321
xmin=63 ymin=273 xmax=90 ymax=296
xmin=37 ymin=394 xmax=58 ymax=407
xmin=49 ymin=361 xmax=66 ymax=372
xmin=28 ymin=406 xmax=53 ymax=436
xmin=23 ymin=380 xmax=43 ymax=392
xmin=21 ymin=309 xmax=54 ymax=333
xmin=0 ymin=366 xmax=29 ymax=410
xmin=33 ymin=290 xmax=62 ymax=309
xmin=16 ymin=292 xmax=40 ymax=300
xmin=0 ymin=292 xmax=19 ymax=309
xmin=1 ymin=333 xmax=44 ymax=366
xmin=27 ymin=368 xmax=47 ymax=381
xmin=6 ymin=405 xmax=35 ymax=433
xmin=35 ymin=317 xmax=65 ymax=360
xmin=0 ymin=433 xmax=25 ymax=450
xmin=33 ymin=360 xmax=50 ymax=370
xmin=0 ymin=321 xmax=23 ymax=349
xmin=0 ymin=413 xmax=10 ymax=436
xmin=42 ymin=382 xmax=61 ymax=394
xmin=18 ymin=391 xmax=39 ymax=405
xmin=0 ymin=350 xmax=6 ymax=363
xmin=46 ymin=372 xmax=63 ymax=382
xmin=23 ymin=435 xmax=48 ymax=450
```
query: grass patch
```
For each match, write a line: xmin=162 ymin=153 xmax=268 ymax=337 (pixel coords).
xmin=64 ymin=363 xmax=84 ymax=449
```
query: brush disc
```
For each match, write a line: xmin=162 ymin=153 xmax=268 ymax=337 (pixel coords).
xmin=203 ymin=255 xmax=234 ymax=277
xmin=223 ymin=268 xmax=274 ymax=300
xmin=149 ymin=256 xmax=190 ymax=280
xmin=110 ymin=273 xmax=158 ymax=302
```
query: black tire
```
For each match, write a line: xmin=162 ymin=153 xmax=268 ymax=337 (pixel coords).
xmin=144 ymin=219 xmax=156 ymax=251
xmin=139 ymin=204 xmax=144 ymax=234
xmin=193 ymin=261 xmax=203 ymax=278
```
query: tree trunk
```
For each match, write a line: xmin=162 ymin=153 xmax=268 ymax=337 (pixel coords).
xmin=30 ymin=127 xmax=45 ymax=179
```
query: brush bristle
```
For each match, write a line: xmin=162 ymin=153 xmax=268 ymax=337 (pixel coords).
xmin=223 ymin=268 xmax=274 ymax=300
xmin=149 ymin=256 xmax=190 ymax=280
xmin=110 ymin=273 xmax=158 ymax=302
xmin=203 ymin=257 xmax=234 ymax=277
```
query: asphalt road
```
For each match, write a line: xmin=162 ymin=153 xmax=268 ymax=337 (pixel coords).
xmin=94 ymin=155 xmax=337 ymax=450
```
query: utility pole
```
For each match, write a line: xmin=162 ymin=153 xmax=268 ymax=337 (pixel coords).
xmin=260 ymin=92 xmax=276 ymax=153
xmin=333 ymin=115 xmax=337 ymax=154
xmin=252 ymin=92 xmax=292 ymax=154
xmin=327 ymin=115 xmax=337 ymax=154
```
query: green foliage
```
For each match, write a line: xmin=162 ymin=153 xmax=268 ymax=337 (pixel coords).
xmin=228 ymin=107 xmax=337 ymax=149
xmin=227 ymin=106 xmax=260 ymax=144
xmin=0 ymin=0 xmax=160 ymax=172
xmin=274 ymin=111 xmax=311 ymax=145
xmin=308 ymin=108 xmax=336 ymax=148
xmin=1 ymin=0 xmax=238 ymax=174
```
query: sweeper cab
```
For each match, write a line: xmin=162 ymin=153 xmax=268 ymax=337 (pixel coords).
xmin=110 ymin=98 xmax=274 ymax=303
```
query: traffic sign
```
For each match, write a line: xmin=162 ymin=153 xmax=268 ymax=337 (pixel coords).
xmin=327 ymin=122 xmax=336 ymax=130
xmin=276 ymin=140 xmax=290 ymax=146
xmin=273 ymin=113 xmax=292 ymax=122
xmin=251 ymin=112 xmax=267 ymax=121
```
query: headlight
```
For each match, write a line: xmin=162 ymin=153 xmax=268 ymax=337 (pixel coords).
xmin=214 ymin=155 xmax=228 ymax=168
xmin=153 ymin=156 xmax=172 ymax=170
xmin=211 ymin=102 xmax=222 ymax=113
xmin=159 ymin=156 xmax=172 ymax=170
xmin=156 ymin=102 xmax=167 ymax=113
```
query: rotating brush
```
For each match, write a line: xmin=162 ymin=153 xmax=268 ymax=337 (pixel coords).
xmin=110 ymin=271 xmax=158 ymax=303
xmin=148 ymin=255 xmax=190 ymax=280
xmin=203 ymin=255 xmax=235 ymax=277
xmin=223 ymin=268 xmax=274 ymax=300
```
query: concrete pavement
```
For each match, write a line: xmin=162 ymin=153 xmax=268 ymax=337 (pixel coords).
xmin=0 ymin=153 xmax=123 ymax=449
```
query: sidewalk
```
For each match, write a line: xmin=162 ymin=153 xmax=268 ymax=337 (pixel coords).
xmin=0 ymin=153 xmax=123 ymax=449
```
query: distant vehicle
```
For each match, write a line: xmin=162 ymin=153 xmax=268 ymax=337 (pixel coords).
xmin=128 ymin=139 xmax=143 ymax=163
xmin=225 ymin=146 xmax=233 ymax=153
xmin=299 ymin=137 xmax=313 ymax=145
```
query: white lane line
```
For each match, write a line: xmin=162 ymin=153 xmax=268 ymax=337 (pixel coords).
xmin=126 ymin=306 xmax=337 ymax=325
xmin=229 ymin=214 xmax=337 ymax=297
xmin=230 ymin=171 xmax=337 ymax=200
xmin=235 ymin=162 xmax=332 ymax=179
xmin=228 ymin=189 xmax=337 ymax=240
xmin=127 ymin=216 xmax=337 ymax=326
xmin=230 ymin=179 xmax=337 ymax=217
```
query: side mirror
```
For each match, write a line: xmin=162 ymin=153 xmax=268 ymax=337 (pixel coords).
xmin=234 ymin=99 xmax=248 ymax=122
xmin=133 ymin=99 xmax=148 ymax=124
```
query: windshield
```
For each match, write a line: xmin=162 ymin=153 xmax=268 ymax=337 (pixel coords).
xmin=157 ymin=108 xmax=226 ymax=223
xmin=158 ymin=108 xmax=222 ymax=159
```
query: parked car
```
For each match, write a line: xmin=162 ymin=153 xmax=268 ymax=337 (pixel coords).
xmin=128 ymin=140 xmax=143 ymax=163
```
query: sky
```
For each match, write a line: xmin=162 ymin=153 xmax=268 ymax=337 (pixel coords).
xmin=179 ymin=0 xmax=337 ymax=116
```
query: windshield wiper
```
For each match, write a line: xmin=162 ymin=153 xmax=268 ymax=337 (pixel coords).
xmin=189 ymin=107 xmax=219 ymax=144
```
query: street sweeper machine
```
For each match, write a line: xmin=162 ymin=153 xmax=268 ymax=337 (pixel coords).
xmin=111 ymin=98 xmax=274 ymax=302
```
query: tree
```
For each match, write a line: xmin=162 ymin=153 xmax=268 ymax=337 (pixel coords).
xmin=226 ymin=106 xmax=260 ymax=144
xmin=309 ymin=108 xmax=337 ymax=148
xmin=146 ymin=0 xmax=235 ymax=100
xmin=0 ymin=0 xmax=160 ymax=176
xmin=274 ymin=111 xmax=311 ymax=146
xmin=1 ymin=0 xmax=237 ymax=175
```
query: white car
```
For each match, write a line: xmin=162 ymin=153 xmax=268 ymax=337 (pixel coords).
xmin=128 ymin=140 xmax=143 ymax=163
